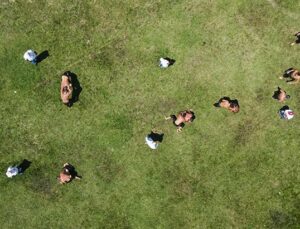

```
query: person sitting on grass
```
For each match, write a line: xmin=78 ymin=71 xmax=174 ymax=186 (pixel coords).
xmin=6 ymin=159 xmax=31 ymax=178
xmin=145 ymin=131 xmax=164 ymax=149
xmin=165 ymin=110 xmax=195 ymax=132
xmin=214 ymin=97 xmax=240 ymax=113
xmin=279 ymin=106 xmax=294 ymax=120
xmin=23 ymin=49 xmax=38 ymax=65
xmin=272 ymin=87 xmax=290 ymax=102
xmin=159 ymin=57 xmax=176 ymax=68
xmin=280 ymin=68 xmax=300 ymax=84
xmin=61 ymin=73 xmax=73 ymax=106
xmin=6 ymin=165 xmax=20 ymax=178
xmin=58 ymin=163 xmax=81 ymax=184
xmin=291 ymin=32 xmax=300 ymax=46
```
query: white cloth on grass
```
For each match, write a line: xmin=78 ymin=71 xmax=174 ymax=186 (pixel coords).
xmin=159 ymin=58 xmax=170 ymax=68
xmin=23 ymin=50 xmax=37 ymax=61
xmin=145 ymin=136 xmax=158 ymax=149
xmin=6 ymin=166 xmax=19 ymax=178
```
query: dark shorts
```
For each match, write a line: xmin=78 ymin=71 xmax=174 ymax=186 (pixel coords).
xmin=170 ymin=115 xmax=185 ymax=128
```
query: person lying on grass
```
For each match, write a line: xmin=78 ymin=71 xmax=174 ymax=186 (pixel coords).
xmin=165 ymin=110 xmax=195 ymax=132
xmin=291 ymin=32 xmax=300 ymax=46
xmin=58 ymin=163 xmax=81 ymax=184
xmin=214 ymin=97 xmax=240 ymax=113
xmin=280 ymin=68 xmax=300 ymax=84
xmin=272 ymin=87 xmax=290 ymax=102
xmin=61 ymin=74 xmax=73 ymax=106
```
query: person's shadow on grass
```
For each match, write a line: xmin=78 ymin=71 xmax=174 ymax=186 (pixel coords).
xmin=18 ymin=159 xmax=32 ymax=173
xmin=148 ymin=131 xmax=164 ymax=143
xmin=36 ymin=50 xmax=49 ymax=64
xmin=63 ymin=71 xmax=82 ymax=107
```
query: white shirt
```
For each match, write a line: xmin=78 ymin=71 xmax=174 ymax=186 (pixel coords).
xmin=284 ymin=110 xmax=294 ymax=120
xmin=23 ymin=50 xmax=37 ymax=61
xmin=145 ymin=136 xmax=158 ymax=149
xmin=159 ymin=58 xmax=170 ymax=68
xmin=6 ymin=166 xmax=19 ymax=178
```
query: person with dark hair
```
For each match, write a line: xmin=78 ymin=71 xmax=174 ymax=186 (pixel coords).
xmin=165 ymin=110 xmax=195 ymax=132
xmin=280 ymin=68 xmax=300 ymax=84
xmin=279 ymin=106 xmax=294 ymax=120
xmin=272 ymin=87 xmax=290 ymax=102
xmin=58 ymin=163 xmax=81 ymax=184
xmin=214 ymin=97 xmax=240 ymax=113
xmin=291 ymin=32 xmax=300 ymax=45
xmin=60 ymin=73 xmax=73 ymax=106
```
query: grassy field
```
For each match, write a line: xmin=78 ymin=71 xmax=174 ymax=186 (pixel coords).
xmin=1 ymin=0 xmax=300 ymax=228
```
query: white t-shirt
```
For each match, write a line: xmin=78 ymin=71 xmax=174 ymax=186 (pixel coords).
xmin=6 ymin=166 xmax=19 ymax=178
xmin=284 ymin=110 xmax=294 ymax=120
xmin=159 ymin=58 xmax=170 ymax=68
xmin=23 ymin=50 xmax=37 ymax=61
xmin=145 ymin=136 xmax=158 ymax=149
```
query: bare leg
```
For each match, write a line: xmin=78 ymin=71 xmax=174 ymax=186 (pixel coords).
xmin=287 ymin=80 xmax=298 ymax=84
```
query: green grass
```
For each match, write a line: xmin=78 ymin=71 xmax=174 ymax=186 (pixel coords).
xmin=1 ymin=0 xmax=300 ymax=228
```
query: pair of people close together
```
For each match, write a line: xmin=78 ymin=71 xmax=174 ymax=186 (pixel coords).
xmin=7 ymin=160 xmax=81 ymax=185
xmin=24 ymin=50 xmax=75 ymax=107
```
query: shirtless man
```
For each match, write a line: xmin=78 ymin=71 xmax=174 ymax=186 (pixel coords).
xmin=165 ymin=110 xmax=195 ymax=132
xmin=58 ymin=163 xmax=81 ymax=184
xmin=272 ymin=87 xmax=290 ymax=102
xmin=214 ymin=97 xmax=240 ymax=113
xmin=280 ymin=68 xmax=300 ymax=84
xmin=61 ymin=74 xmax=73 ymax=105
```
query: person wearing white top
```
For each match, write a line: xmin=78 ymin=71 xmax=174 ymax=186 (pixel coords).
xmin=145 ymin=131 xmax=164 ymax=149
xmin=23 ymin=49 xmax=38 ymax=64
xmin=159 ymin=57 xmax=175 ymax=68
xmin=6 ymin=166 xmax=20 ymax=178
xmin=279 ymin=106 xmax=294 ymax=120
xmin=145 ymin=136 xmax=159 ymax=149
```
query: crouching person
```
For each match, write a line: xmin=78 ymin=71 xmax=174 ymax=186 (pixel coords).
xmin=214 ymin=97 xmax=240 ymax=113
xmin=280 ymin=68 xmax=300 ymax=84
xmin=279 ymin=106 xmax=294 ymax=120
xmin=145 ymin=131 xmax=164 ymax=149
xmin=58 ymin=163 xmax=81 ymax=184
xmin=272 ymin=87 xmax=290 ymax=102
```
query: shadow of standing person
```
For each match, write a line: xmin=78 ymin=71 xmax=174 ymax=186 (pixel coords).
xmin=18 ymin=159 xmax=32 ymax=173
xmin=36 ymin=50 xmax=49 ymax=64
